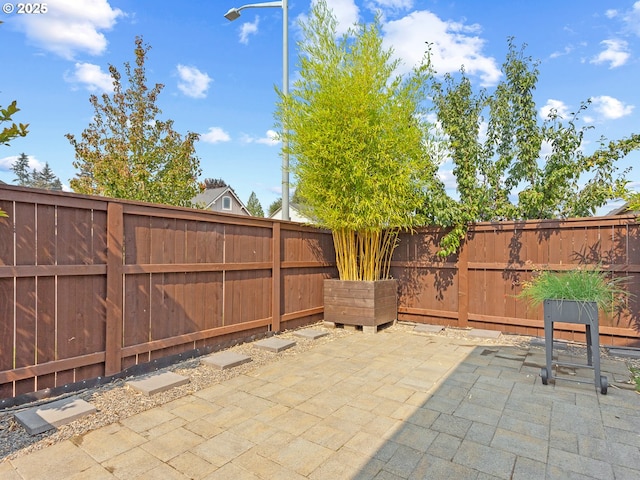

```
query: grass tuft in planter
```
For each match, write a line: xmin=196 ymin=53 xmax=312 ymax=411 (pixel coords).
xmin=517 ymin=267 xmax=630 ymax=313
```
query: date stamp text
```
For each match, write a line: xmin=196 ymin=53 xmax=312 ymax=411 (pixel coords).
xmin=3 ymin=3 xmax=48 ymax=14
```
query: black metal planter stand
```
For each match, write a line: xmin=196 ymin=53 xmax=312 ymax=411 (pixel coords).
xmin=541 ymin=299 xmax=608 ymax=394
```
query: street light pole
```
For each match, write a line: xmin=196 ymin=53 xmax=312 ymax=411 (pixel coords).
xmin=224 ymin=0 xmax=290 ymax=221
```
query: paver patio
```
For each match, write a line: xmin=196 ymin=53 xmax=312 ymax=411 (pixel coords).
xmin=2 ymin=327 xmax=639 ymax=479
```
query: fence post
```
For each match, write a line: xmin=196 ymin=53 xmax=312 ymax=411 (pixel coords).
xmin=458 ymin=236 xmax=469 ymax=328
xmin=105 ymin=202 xmax=124 ymax=376
xmin=272 ymin=222 xmax=281 ymax=332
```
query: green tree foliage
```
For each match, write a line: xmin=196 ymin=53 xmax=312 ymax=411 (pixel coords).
xmin=11 ymin=152 xmax=31 ymax=185
xmin=31 ymin=163 xmax=63 ymax=190
xmin=275 ymin=0 xmax=441 ymax=280
xmin=11 ymin=154 xmax=62 ymax=190
xmin=202 ymin=178 xmax=227 ymax=189
xmin=66 ymin=37 xmax=201 ymax=207
xmin=246 ymin=191 xmax=264 ymax=217
xmin=1 ymin=101 xmax=28 ymax=147
xmin=267 ymin=198 xmax=282 ymax=217
xmin=430 ymin=39 xmax=636 ymax=256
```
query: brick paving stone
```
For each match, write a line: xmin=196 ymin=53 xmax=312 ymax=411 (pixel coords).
xmin=4 ymin=329 xmax=640 ymax=480
xmin=383 ymin=443 xmax=423 ymax=478
xmin=202 ymin=351 xmax=252 ymax=370
xmin=491 ymin=428 xmax=548 ymax=463
xmin=511 ymin=456 xmax=547 ymax=480
xmin=168 ymin=451 xmax=216 ymax=479
xmin=465 ymin=421 xmax=497 ymax=446
xmin=11 ymin=441 xmax=100 ymax=480
xmin=613 ymin=465 xmax=640 ymax=480
xmin=551 ymin=402 xmax=606 ymax=438
xmin=547 ymin=448 xmax=615 ymax=480
xmin=497 ymin=412 xmax=549 ymax=440
xmin=253 ymin=337 xmax=296 ymax=353
xmin=103 ymin=446 xmax=163 ymax=479
xmin=430 ymin=413 xmax=472 ymax=438
xmin=293 ymin=328 xmax=329 ymax=340
xmin=427 ymin=432 xmax=462 ymax=461
xmin=453 ymin=439 xmax=517 ymax=480
xmin=392 ymin=422 xmax=437 ymax=453
xmin=72 ymin=422 xmax=146 ymax=463
xmin=412 ymin=454 xmax=479 ymax=480
xmin=191 ymin=431 xmax=254 ymax=468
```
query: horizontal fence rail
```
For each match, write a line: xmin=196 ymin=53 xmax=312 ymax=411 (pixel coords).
xmin=1 ymin=184 xmax=639 ymax=403
xmin=393 ymin=216 xmax=640 ymax=346
xmin=0 ymin=185 xmax=336 ymax=403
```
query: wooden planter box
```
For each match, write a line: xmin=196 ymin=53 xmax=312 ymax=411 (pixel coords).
xmin=323 ymin=279 xmax=398 ymax=333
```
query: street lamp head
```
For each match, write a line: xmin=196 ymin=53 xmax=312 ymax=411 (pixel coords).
xmin=224 ymin=8 xmax=241 ymax=21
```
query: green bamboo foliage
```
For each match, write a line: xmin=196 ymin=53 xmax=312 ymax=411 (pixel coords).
xmin=275 ymin=1 xmax=440 ymax=280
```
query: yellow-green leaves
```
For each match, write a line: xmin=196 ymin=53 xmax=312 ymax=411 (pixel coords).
xmin=1 ymin=100 xmax=28 ymax=147
xmin=66 ymin=37 xmax=201 ymax=207
xmin=275 ymin=1 xmax=440 ymax=279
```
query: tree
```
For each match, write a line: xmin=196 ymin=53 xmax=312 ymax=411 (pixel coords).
xmin=1 ymin=101 xmax=28 ymax=147
xmin=246 ymin=191 xmax=264 ymax=217
xmin=267 ymin=198 xmax=282 ymax=217
xmin=275 ymin=0 xmax=441 ymax=280
xmin=66 ymin=37 xmax=201 ymax=207
xmin=11 ymin=154 xmax=63 ymax=190
xmin=202 ymin=178 xmax=227 ymax=189
xmin=11 ymin=152 xmax=31 ymax=185
xmin=31 ymin=162 xmax=63 ymax=190
xmin=430 ymin=39 xmax=636 ymax=256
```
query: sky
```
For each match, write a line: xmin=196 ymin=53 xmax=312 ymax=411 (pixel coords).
xmin=1 ymin=0 xmax=639 ymax=215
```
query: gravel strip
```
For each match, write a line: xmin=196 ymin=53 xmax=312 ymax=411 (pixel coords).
xmin=1 ymin=322 xmax=637 ymax=463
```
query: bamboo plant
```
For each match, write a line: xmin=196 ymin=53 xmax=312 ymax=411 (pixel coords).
xmin=275 ymin=0 xmax=441 ymax=281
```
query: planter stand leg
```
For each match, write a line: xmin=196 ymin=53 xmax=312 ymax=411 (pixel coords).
xmin=542 ymin=300 xmax=607 ymax=394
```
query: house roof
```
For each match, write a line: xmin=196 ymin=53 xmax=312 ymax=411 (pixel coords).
xmin=270 ymin=203 xmax=315 ymax=223
xmin=191 ymin=186 xmax=250 ymax=214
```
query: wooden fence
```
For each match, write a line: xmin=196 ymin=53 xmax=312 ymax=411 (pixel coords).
xmin=0 ymin=185 xmax=336 ymax=403
xmin=392 ymin=216 xmax=640 ymax=346
xmin=2 ymin=184 xmax=639 ymax=403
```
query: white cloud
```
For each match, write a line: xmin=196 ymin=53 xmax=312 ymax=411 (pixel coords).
xmin=176 ymin=65 xmax=212 ymax=98
xmin=201 ymin=127 xmax=231 ymax=143
xmin=382 ymin=11 xmax=501 ymax=86
xmin=366 ymin=0 xmax=414 ymax=12
xmin=605 ymin=9 xmax=618 ymax=19
xmin=590 ymin=95 xmax=634 ymax=119
xmin=539 ymin=99 xmax=570 ymax=119
xmin=240 ymin=17 xmax=259 ymax=44
xmin=622 ymin=2 xmax=640 ymax=35
xmin=64 ymin=62 xmax=113 ymax=92
xmin=437 ymin=168 xmax=457 ymax=190
xmin=242 ymin=130 xmax=280 ymax=146
xmin=322 ymin=0 xmax=360 ymax=35
xmin=590 ymin=39 xmax=630 ymax=68
xmin=550 ymin=45 xmax=574 ymax=59
xmin=13 ymin=0 xmax=124 ymax=59
xmin=0 ymin=155 xmax=44 ymax=173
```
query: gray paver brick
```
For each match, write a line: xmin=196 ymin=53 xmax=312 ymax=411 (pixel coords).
xmin=511 ymin=456 xmax=547 ymax=480
xmin=412 ymin=454 xmax=479 ymax=480
xmin=453 ymin=439 xmax=517 ymax=480
xmin=413 ymin=324 xmax=445 ymax=333
xmin=469 ymin=328 xmax=502 ymax=339
xmin=491 ymin=427 xmax=548 ymax=462
xmin=294 ymin=328 xmax=329 ymax=339
xmin=548 ymin=447 xmax=615 ymax=480
xmin=14 ymin=397 xmax=97 ymax=435
xmin=126 ymin=371 xmax=190 ymax=396
xmin=202 ymin=350 xmax=252 ymax=369
xmin=253 ymin=337 xmax=296 ymax=352
xmin=4 ymin=328 xmax=640 ymax=480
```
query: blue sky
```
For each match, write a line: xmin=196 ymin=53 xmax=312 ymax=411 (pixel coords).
xmin=1 ymin=0 xmax=639 ymax=215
